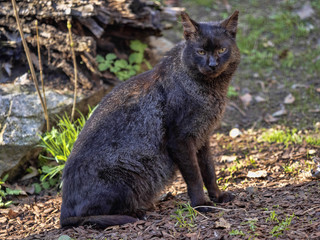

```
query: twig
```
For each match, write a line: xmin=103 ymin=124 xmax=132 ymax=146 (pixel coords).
xmin=36 ymin=20 xmax=50 ymax=132
xmin=67 ymin=19 xmax=78 ymax=121
xmin=301 ymin=207 xmax=320 ymax=215
xmin=11 ymin=0 xmax=48 ymax=126
xmin=193 ymin=205 xmax=245 ymax=212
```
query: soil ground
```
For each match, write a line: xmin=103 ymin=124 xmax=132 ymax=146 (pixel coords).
xmin=1 ymin=130 xmax=319 ymax=239
xmin=1 ymin=0 xmax=320 ymax=239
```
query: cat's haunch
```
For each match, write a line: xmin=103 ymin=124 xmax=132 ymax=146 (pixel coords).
xmin=60 ymin=11 xmax=240 ymax=228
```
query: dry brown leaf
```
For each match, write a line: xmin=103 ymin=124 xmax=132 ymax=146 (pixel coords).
xmin=264 ymin=114 xmax=278 ymax=123
xmin=284 ymin=93 xmax=295 ymax=104
xmin=215 ymin=217 xmax=231 ymax=229
xmin=254 ymin=95 xmax=266 ymax=103
xmin=240 ymin=93 xmax=252 ymax=108
xmin=8 ymin=209 xmax=19 ymax=219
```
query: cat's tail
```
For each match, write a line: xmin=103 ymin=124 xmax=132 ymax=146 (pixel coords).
xmin=60 ymin=215 xmax=138 ymax=228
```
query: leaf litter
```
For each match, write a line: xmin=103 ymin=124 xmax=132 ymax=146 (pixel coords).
xmin=0 ymin=129 xmax=319 ymax=239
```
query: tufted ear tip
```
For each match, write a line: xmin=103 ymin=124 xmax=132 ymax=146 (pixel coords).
xmin=180 ymin=12 xmax=199 ymax=40
xmin=221 ymin=10 xmax=239 ymax=38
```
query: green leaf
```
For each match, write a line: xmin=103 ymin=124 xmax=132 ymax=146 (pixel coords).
xmin=33 ymin=183 xmax=42 ymax=194
xmin=49 ymin=178 xmax=58 ymax=186
xmin=130 ymin=40 xmax=147 ymax=52
xmin=2 ymin=174 xmax=9 ymax=182
xmin=42 ymin=181 xmax=50 ymax=190
xmin=42 ymin=165 xmax=52 ymax=174
xmin=132 ymin=64 xmax=140 ymax=72
xmin=58 ymin=235 xmax=73 ymax=240
xmin=96 ymin=54 xmax=105 ymax=63
xmin=6 ymin=188 xmax=21 ymax=195
xmin=114 ymin=59 xmax=128 ymax=69
xmin=98 ymin=62 xmax=109 ymax=72
xmin=106 ymin=53 xmax=117 ymax=61
xmin=128 ymin=69 xmax=136 ymax=77
xmin=109 ymin=66 xmax=120 ymax=73
xmin=129 ymin=52 xmax=143 ymax=64
xmin=144 ymin=60 xmax=152 ymax=70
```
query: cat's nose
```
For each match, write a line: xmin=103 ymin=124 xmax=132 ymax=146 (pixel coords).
xmin=208 ymin=56 xmax=218 ymax=68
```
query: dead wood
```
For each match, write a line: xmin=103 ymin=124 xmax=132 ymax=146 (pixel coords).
xmin=0 ymin=0 xmax=162 ymax=89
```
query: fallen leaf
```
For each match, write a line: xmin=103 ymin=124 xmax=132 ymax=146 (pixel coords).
xmin=0 ymin=216 xmax=7 ymax=224
xmin=21 ymin=166 xmax=39 ymax=181
xmin=311 ymin=165 xmax=320 ymax=179
xmin=255 ymin=95 xmax=266 ymax=103
xmin=221 ymin=155 xmax=237 ymax=162
xmin=229 ymin=128 xmax=242 ymax=138
xmin=291 ymin=83 xmax=308 ymax=89
xmin=272 ymin=108 xmax=287 ymax=117
xmin=309 ymin=109 xmax=320 ymax=113
xmin=308 ymin=149 xmax=316 ymax=155
xmin=215 ymin=217 xmax=231 ymax=229
xmin=240 ymin=93 xmax=252 ymax=108
xmin=284 ymin=93 xmax=295 ymax=104
xmin=8 ymin=209 xmax=19 ymax=219
xmin=264 ymin=114 xmax=278 ymax=123
xmin=247 ymin=170 xmax=268 ymax=178
xmin=296 ymin=2 xmax=314 ymax=19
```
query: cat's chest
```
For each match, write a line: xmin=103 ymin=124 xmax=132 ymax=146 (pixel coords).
xmin=167 ymin=87 xmax=226 ymax=138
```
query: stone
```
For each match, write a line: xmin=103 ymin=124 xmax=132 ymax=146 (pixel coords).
xmin=148 ymin=36 xmax=175 ymax=63
xmin=0 ymin=73 xmax=112 ymax=180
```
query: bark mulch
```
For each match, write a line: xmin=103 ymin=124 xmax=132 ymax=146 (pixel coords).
xmin=1 ymin=130 xmax=319 ymax=240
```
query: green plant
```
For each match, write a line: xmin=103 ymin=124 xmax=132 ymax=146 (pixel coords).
xmin=227 ymin=86 xmax=239 ymax=98
xmin=0 ymin=174 xmax=22 ymax=207
xmin=38 ymin=106 xmax=96 ymax=186
xmin=248 ymin=156 xmax=258 ymax=168
xmin=241 ymin=219 xmax=259 ymax=238
xmin=283 ymin=163 xmax=299 ymax=175
xmin=259 ymin=128 xmax=303 ymax=146
xmin=266 ymin=211 xmax=279 ymax=223
xmin=96 ymin=40 xmax=151 ymax=81
xmin=270 ymin=214 xmax=295 ymax=238
xmin=229 ymin=229 xmax=245 ymax=236
xmin=306 ymin=135 xmax=320 ymax=146
xmin=171 ymin=202 xmax=198 ymax=231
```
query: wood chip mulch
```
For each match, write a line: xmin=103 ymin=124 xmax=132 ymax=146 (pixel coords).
xmin=1 ymin=130 xmax=319 ymax=240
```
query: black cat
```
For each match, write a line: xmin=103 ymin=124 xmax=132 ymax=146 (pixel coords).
xmin=60 ymin=11 xmax=241 ymax=228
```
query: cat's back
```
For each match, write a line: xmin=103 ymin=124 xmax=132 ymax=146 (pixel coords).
xmin=65 ymin=69 xmax=167 ymax=167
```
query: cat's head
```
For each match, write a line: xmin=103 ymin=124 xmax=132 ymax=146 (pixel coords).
xmin=180 ymin=11 xmax=240 ymax=79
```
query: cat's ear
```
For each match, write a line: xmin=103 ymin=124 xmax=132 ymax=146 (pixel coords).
xmin=180 ymin=12 xmax=199 ymax=40
xmin=220 ymin=10 xmax=239 ymax=38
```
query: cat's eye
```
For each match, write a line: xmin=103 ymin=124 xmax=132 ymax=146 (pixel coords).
xmin=217 ymin=48 xmax=227 ymax=54
xmin=197 ymin=50 xmax=206 ymax=55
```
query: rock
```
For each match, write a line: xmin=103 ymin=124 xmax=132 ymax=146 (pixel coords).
xmin=296 ymin=2 xmax=314 ymax=20
xmin=148 ymin=36 xmax=175 ymax=62
xmin=229 ymin=128 xmax=242 ymax=138
xmin=0 ymin=73 xmax=112 ymax=180
xmin=247 ymin=170 xmax=268 ymax=178
xmin=221 ymin=155 xmax=237 ymax=163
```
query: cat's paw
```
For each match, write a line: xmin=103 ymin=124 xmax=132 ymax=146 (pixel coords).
xmin=210 ymin=191 xmax=235 ymax=203
xmin=133 ymin=209 xmax=147 ymax=220
xmin=193 ymin=201 xmax=214 ymax=212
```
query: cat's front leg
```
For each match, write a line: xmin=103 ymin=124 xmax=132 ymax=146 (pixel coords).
xmin=197 ymin=141 xmax=235 ymax=203
xmin=168 ymin=139 xmax=213 ymax=211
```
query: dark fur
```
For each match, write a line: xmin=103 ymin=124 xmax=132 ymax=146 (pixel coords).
xmin=60 ymin=11 xmax=241 ymax=228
